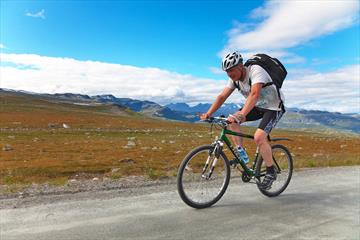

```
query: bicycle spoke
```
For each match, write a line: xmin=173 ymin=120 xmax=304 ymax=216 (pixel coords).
xmin=256 ymin=144 xmax=293 ymax=197
xmin=178 ymin=145 xmax=230 ymax=208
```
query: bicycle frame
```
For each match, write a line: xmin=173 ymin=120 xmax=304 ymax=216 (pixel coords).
xmin=178 ymin=118 xmax=294 ymax=208
xmin=218 ymin=127 xmax=260 ymax=178
xmin=206 ymin=117 xmax=291 ymax=179
xmin=217 ymin=126 xmax=292 ymax=179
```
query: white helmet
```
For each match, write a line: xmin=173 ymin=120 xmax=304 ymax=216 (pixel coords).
xmin=221 ymin=51 xmax=243 ymax=71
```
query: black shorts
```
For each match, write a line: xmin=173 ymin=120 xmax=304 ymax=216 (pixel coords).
xmin=242 ymin=107 xmax=284 ymax=134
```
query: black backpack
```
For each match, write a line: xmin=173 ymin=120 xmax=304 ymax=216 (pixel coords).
xmin=234 ymin=53 xmax=287 ymax=112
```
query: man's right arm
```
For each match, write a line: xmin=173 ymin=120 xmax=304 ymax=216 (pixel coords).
xmin=200 ymin=87 xmax=234 ymax=120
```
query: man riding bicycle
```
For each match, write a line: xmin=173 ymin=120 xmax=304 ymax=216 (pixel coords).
xmin=200 ymin=51 xmax=286 ymax=190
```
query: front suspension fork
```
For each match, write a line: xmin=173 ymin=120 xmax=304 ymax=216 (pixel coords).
xmin=202 ymin=141 xmax=223 ymax=179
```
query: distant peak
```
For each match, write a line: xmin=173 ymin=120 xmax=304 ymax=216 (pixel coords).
xmin=97 ymin=94 xmax=116 ymax=99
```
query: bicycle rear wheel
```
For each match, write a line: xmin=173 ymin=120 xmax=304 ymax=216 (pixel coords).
xmin=177 ymin=145 xmax=230 ymax=209
xmin=255 ymin=144 xmax=293 ymax=197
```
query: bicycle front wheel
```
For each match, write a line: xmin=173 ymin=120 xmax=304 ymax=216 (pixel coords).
xmin=177 ymin=145 xmax=230 ymax=209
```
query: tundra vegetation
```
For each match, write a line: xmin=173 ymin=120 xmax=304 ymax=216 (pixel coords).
xmin=1 ymin=92 xmax=359 ymax=187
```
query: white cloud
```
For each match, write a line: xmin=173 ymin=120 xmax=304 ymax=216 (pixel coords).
xmin=283 ymin=65 xmax=360 ymax=113
xmin=0 ymin=53 xmax=227 ymax=105
xmin=220 ymin=0 xmax=360 ymax=113
xmin=209 ymin=66 xmax=223 ymax=75
xmin=25 ymin=9 xmax=45 ymax=19
xmin=0 ymin=53 xmax=358 ymax=113
xmin=0 ymin=43 xmax=5 ymax=49
xmin=221 ymin=0 xmax=359 ymax=60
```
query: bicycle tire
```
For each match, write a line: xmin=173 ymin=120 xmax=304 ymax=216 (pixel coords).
xmin=177 ymin=145 xmax=230 ymax=209
xmin=255 ymin=144 xmax=293 ymax=197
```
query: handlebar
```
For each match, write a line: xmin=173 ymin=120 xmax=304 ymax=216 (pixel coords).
xmin=200 ymin=116 xmax=231 ymax=126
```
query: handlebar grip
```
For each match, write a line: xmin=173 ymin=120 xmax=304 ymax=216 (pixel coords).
xmin=199 ymin=116 xmax=231 ymax=125
xmin=200 ymin=117 xmax=213 ymax=123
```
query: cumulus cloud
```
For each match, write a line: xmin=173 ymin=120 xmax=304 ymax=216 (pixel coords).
xmin=221 ymin=0 xmax=359 ymax=60
xmin=0 ymin=53 xmax=227 ymax=105
xmin=25 ymin=9 xmax=45 ymax=19
xmin=0 ymin=53 xmax=358 ymax=113
xmin=284 ymin=65 xmax=360 ymax=113
xmin=209 ymin=66 xmax=223 ymax=75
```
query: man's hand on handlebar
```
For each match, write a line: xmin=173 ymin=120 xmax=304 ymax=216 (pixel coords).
xmin=200 ymin=113 xmax=211 ymax=120
xmin=227 ymin=112 xmax=246 ymax=124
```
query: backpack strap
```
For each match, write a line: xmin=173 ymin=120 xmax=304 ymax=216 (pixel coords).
xmin=233 ymin=81 xmax=240 ymax=91
xmin=234 ymin=78 xmax=273 ymax=91
xmin=251 ymin=78 xmax=285 ymax=112
xmin=246 ymin=60 xmax=285 ymax=112
xmin=250 ymin=79 xmax=273 ymax=89
xmin=235 ymin=77 xmax=285 ymax=112
xmin=278 ymin=90 xmax=286 ymax=112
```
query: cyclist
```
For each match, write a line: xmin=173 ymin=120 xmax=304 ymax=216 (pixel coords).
xmin=200 ymin=51 xmax=285 ymax=190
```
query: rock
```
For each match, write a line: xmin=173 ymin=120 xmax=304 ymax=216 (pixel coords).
xmin=63 ymin=123 xmax=70 ymax=129
xmin=48 ymin=123 xmax=58 ymax=128
xmin=169 ymin=140 xmax=175 ymax=144
xmin=340 ymin=144 xmax=347 ymax=148
xmin=92 ymin=177 xmax=99 ymax=181
xmin=127 ymin=141 xmax=136 ymax=147
xmin=7 ymin=136 xmax=15 ymax=139
xmin=313 ymin=153 xmax=324 ymax=157
xmin=18 ymin=192 xmax=24 ymax=198
xmin=119 ymin=158 xmax=135 ymax=164
xmin=3 ymin=144 xmax=13 ymax=151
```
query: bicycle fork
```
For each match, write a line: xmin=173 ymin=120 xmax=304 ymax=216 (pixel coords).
xmin=201 ymin=141 xmax=223 ymax=180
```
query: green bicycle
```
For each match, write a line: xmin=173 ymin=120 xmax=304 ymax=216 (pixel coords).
xmin=177 ymin=117 xmax=293 ymax=209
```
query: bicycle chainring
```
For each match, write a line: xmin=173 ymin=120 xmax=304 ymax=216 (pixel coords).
xmin=241 ymin=171 xmax=251 ymax=183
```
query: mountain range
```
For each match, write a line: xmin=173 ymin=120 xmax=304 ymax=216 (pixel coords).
xmin=1 ymin=88 xmax=359 ymax=134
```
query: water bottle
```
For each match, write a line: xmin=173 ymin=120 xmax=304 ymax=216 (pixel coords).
xmin=237 ymin=147 xmax=249 ymax=164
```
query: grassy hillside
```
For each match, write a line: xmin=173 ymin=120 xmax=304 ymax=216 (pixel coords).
xmin=1 ymin=91 xmax=359 ymax=185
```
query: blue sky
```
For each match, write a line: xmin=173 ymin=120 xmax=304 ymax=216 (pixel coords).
xmin=1 ymin=1 xmax=263 ymax=78
xmin=1 ymin=0 xmax=359 ymax=113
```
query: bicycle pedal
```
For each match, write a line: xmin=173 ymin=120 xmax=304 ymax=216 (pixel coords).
xmin=229 ymin=159 xmax=239 ymax=167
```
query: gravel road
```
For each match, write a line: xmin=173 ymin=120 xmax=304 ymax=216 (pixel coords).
xmin=1 ymin=166 xmax=359 ymax=240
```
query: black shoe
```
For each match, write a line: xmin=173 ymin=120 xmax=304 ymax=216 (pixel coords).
xmin=259 ymin=172 xmax=277 ymax=190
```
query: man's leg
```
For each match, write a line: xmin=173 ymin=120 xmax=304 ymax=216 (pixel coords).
xmin=254 ymin=128 xmax=276 ymax=190
xmin=228 ymin=123 xmax=243 ymax=148
xmin=228 ymin=107 xmax=262 ymax=148
xmin=255 ymin=109 xmax=284 ymax=166
xmin=254 ymin=129 xmax=273 ymax=166
xmin=255 ymin=110 xmax=284 ymax=190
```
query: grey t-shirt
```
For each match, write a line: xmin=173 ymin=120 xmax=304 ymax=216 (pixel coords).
xmin=226 ymin=65 xmax=285 ymax=111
